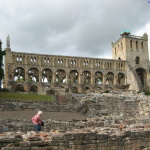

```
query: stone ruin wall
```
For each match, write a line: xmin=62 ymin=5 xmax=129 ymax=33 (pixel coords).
xmin=4 ymin=50 xmax=130 ymax=95
xmin=1 ymin=92 xmax=150 ymax=149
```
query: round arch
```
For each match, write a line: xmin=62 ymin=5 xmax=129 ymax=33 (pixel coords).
xmin=106 ymin=72 xmax=114 ymax=85
xmin=42 ymin=69 xmax=52 ymax=83
xmin=69 ymin=70 xmax=78 ymax=84
xmin=56 ymin=69 xmax=66 ymax=83
xmin=71 ymin=86 xmax=78 ymax=93
xmin=95 ymin=71 xmax=103 ymax=84
xmin=28 ymin=68 xmax=39 ymax=82
xmin=30 ymin=85 xmax=38 ymax=92
xmin=14 ymin=67 xmax=25 ymax=81
xmin=83 ymin=86 xmax=90 ymax=94
xmin=15 ymin=84 xmax=24 ymax=92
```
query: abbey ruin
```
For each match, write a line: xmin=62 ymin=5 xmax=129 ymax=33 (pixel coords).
xmin=3 ymin=31 xmax=150 ymax=94
xmin=2 ymin=31 xmax=150 ymax=150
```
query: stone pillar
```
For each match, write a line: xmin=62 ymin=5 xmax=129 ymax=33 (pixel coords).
xmin=91 ymin=74 xmax=95 ymax=84
xmin=66 ymin=72 xmax=69 ymax=83
xmin=78 ymin=74 xmax=82 ymax=84
xmin=114 ymin=75 xmax=117 ymax=85
xmin=103 ymin=75 xmax=106 ymax=84
xmin=52 ymin=72 xmax=56 ymax=83
xmin=39 ymin=70 xmax=42 ymax=82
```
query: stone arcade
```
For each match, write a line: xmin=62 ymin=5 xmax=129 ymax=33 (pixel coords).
xmin=3 ymin=31 xmax=150 ymax=94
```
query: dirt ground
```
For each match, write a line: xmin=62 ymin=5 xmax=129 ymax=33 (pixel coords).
xmin=0 ymin=111 xmax=88 ymax=121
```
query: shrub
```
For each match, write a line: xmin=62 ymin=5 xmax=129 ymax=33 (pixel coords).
xmin=0 ymin=88 xmax=9 ymax=92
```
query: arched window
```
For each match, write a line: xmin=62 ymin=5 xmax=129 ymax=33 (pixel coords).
xmin=136 ymin=41 xmax=138 ymax=50
xmin=135 ymin=56 xmax=140 ymax=64
xmin=130 ymin=40 xmax=132 ymax=48
xmin=141 ymin=41 xmax=143 ymax=49
xmin=121 ymin=42 xmax=123 ymax=50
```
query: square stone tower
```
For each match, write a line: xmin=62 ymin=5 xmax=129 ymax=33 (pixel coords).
xmin=112 ymin=31 xmax=149 ymax=66
xmin=112 ymin=31 xmax=150 ymax=91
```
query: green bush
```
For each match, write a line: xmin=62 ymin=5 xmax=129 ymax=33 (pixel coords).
xmin=0 ymin=88 xmax=9 ymax=92
xmin=103 ymin=90 xmax=110 ymax=93
xmin=144 ymin=91 xmax=150 ymax=96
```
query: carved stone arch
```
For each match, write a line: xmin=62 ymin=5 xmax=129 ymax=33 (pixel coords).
xmin=42 ymin=69 xmax=52 ymax=83
xmin=82 ymin=70 xmax=91 ymax=84
xmin=69 ymin=70 xmax=78 ymax=84
xmin=106 ymin=72 xmax=114 ymax=85
xmin=30 ymin=85 xmax=38 ymax=92
xmin=28 ymin=68 xmax=39 ymax=82
xmin=14 ymin=67 xmax=25 ymax=81
xmin=135 ymin=56 xmax=140 ymax=64
xmin=135 ymin=68 xmax=147 ymax=89
xmin=95 ymin=71 xmax=103 ymax=84
xmin=71 ymin=86 xmax=78 ymax=93
xmin=117 ymin=73 xmax=125 ymax=84
xmin=83 ymin=86 xmax=90 ymax=94
xmin=56 ymin=69 xmax=66 ymax=83
xmin=15 ymin=84 xmax=24 ymax=92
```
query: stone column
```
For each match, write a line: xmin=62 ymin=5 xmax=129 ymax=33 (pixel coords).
xmin=91 ymin=74 xmax=95 ymax=84
xmin=78 ymin=74 xmax=82 ymax=84
xmin=39 ymin=70 xmax=42 ymax=82
xmin=103 ymin=75 xmax=106 ymax=84
xmin=114 ymin=75 xmax=117 ymax=85
xmin=52 ymin=72 xmax=56 ymax=83
xmin=65 ymin=72 xmax=69 ymax=83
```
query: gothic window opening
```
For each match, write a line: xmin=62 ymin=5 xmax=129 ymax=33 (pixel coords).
xmin=141 ymin=41 xmax=143 ymax=49
xmin=130 ymin=40 xmax=132 ymax=48
xmin=82 ymin=71 xmax=91 ymax=84
xmin=117 ymin=73 xmax=125 ymax=84
xmin=121 ymin=42 xmax=123 ymax=50
xmin=16 ymin=56 xmax=19 ymax=61
xmin=14 ymin=67 xmax=25 ymax=81
xmin=56 ymin=69 xmax=66 ymax=83
xmin=42 ymin=69 xmax=52 ymax=83
xmin=136 ymin=41 xmax=138 ymax=50
xmin=135 ymin=56 xmax=140 ymax=64
xmin=95 ymin=71 xmax=103 ymax=84
xmin=106 ymin=72 xmax=114 ymax=85
xmin=28 ymin=68 xmax=39 ymax=82
xmin=34 ymin=57 xmax=36 ymax=62
xmin=30 ymin=57 xmax=33 ymax=62
xmin=136 ymin=68 xmax=147 ymax=88
xmin=69 ymin=70 xmax=78 ymax=84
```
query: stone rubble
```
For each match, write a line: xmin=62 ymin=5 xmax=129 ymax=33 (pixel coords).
xmin=1 ymin=91 xmax=150 ymax=149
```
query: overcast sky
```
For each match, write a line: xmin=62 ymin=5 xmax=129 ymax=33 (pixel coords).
xmin=0 ymin=0 xmax=150 ymax=59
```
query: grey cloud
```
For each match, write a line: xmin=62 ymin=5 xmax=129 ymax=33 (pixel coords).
xmin=0 ymin=0 xmax=150 ymax=58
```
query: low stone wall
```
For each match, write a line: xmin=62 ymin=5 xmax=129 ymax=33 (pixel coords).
xmin=1 ymin=129 xmax=150 ymax=150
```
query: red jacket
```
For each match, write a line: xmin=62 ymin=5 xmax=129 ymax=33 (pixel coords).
xmin=32 ymin=114 xmax=42 ymax=125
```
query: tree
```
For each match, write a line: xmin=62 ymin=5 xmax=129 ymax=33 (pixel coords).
xmin=0 ymin=40 xmax=6 ymax=88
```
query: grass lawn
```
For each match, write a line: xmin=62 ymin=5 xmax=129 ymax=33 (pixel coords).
xmin=0 ymin=92 xmax=54 ymax=101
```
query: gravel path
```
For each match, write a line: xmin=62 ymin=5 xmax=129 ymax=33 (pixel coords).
xmin=0 ymin=111 xmax=88 ymax=121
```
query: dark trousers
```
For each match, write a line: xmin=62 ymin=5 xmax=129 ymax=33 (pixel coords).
xmin=35 ymin=125 xmax=41 ymax=131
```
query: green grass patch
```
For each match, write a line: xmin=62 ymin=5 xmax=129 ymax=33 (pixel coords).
xmin=0 ymin=92 xmax=54 ymax=101
xmin=144 ymin=91 xmax=150 ymax=96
